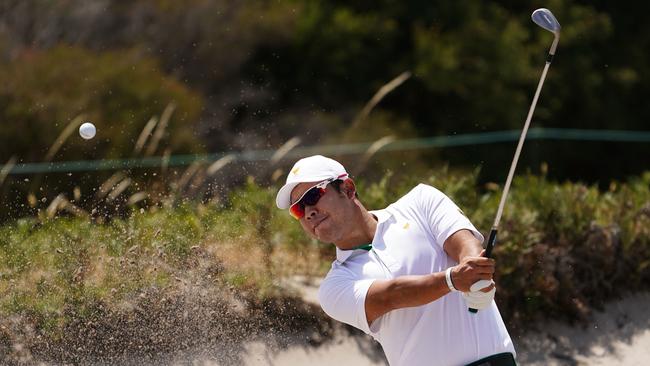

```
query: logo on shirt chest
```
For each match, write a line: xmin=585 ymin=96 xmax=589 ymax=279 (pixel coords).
xmin=378 ymin=220 xmax=440 ymax=275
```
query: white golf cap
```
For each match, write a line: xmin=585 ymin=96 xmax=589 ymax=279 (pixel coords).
xmin=276 ymin=155 xmax=348 ymax=209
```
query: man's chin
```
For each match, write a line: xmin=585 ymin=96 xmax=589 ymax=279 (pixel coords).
xmin=313 ymin=230 xmax=329 ymax=242
xmin=314 ymin=221 xmax=334 ymax=242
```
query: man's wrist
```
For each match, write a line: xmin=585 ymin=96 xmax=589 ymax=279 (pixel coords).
xmin=445 ymin=267 xmax=459 ymax=292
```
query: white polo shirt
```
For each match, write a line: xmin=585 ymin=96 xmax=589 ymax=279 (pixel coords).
xmin=318 ymin=184 xmax=515 ymax=366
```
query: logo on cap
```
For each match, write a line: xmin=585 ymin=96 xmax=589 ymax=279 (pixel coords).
xmin=292 ymin=167 xmax=300 ymax=175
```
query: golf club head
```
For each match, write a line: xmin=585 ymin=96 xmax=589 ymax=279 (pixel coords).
xmin=532 ymin=8 xmax=561 ymax=56
xmin=532 ymin=8 xmax=561 ymax=34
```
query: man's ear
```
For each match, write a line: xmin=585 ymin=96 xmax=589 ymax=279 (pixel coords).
xmin=341 ymin=178 xmax=356 ymax=199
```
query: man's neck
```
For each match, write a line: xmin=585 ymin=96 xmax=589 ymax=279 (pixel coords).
xmin=335 ymin=210 xmax=378 ymax=250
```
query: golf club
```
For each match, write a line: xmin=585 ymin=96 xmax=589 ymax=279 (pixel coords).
xmin=469 ymin=8 xmax=561 ymax=313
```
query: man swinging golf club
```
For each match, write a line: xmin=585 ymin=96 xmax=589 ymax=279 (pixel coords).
xmin=275 ymin=8 xmax=561 ymax=364
xmin=276 ymin=155 xmax=515 ymax=366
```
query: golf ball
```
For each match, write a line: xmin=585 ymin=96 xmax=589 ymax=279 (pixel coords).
xmin=79 ymin=122 xmax=96 ymax=140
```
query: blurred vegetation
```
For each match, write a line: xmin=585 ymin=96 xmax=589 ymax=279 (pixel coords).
xmin=1 ymin=171 xmax=649 ymax=360
xmin=0 ymin=181 xmax=330 ymax=364
xmin=0 ymin=45 xmax=203 ymax=162
xmin=0 ymin=1 xmax=648 ymax=194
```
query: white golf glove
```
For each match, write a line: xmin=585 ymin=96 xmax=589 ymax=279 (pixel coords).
xmin=462 ymin=280 xmax=496 ymax=310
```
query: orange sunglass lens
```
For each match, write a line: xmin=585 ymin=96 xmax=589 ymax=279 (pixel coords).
xmin=289 ymin=203 xmax=305 ymax=219
xmin=289 ymin=186 xmax=327 ymax=220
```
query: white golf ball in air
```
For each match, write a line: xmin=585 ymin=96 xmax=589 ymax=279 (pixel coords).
xmin=79 ymin=122 xmax=96 ymax=140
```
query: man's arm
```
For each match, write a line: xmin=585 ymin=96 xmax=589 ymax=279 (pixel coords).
xmin=365 ymin=230 xmax=494 ymax=325
xmin=443 ymin=229 xmax=496 ymax=292
xmin=444 ymin=228 xmax=483 ymax=262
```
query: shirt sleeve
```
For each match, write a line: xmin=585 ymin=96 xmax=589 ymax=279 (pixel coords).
xmin=318 ymin=273 xmax=375 ymax=334
xmin=416 ymin=184 xmax=484 ymax=248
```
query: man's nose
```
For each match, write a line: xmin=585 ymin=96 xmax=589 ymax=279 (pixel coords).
xmin=304 ymin=205 xmax=318 ymax=220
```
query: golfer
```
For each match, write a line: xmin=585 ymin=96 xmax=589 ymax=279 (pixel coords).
xmin=276 ymin=155 xmax=516 ymax=366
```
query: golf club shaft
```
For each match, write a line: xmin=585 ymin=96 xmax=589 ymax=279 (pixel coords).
xmin=491 ymin=60 xmax=552 ymax=231
xmin=469 ymin=39 xmax=557 ymax=313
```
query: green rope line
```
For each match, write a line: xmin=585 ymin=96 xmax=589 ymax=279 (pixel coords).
xmin=3 ymin=128 xmax=650 ymax=174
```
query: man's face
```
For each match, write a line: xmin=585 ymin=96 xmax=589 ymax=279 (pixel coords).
xmin=290 ymin=180 xmax=352 ymax=244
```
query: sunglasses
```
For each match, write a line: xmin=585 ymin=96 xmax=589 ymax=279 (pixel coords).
xmin=289 ymin=175 xmax=346 ymax=220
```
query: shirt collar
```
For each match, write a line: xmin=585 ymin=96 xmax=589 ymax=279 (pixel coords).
xmin=335 ymin=209 xmax=392 ymax=264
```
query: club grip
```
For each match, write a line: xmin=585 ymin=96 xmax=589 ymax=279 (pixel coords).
xmin=484 ymin=228 xmax=498 ymax=258
xmin=469 ymin=228 xmax=498 ymax=313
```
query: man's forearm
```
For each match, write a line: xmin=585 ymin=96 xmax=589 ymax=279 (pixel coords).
xmin=383 ymin=272 xmax=451 ymax=308
xmin=458 ymin=243 xmax=483 ymax=261
xmin=366 ymin=272 xmax=449 ymax=324
xmin=444 ymin=229 xmax=483 ymax=262
xmin=365 ymin=249 xmax=495 ymax=324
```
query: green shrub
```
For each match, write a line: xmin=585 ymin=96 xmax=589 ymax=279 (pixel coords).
xmin=318 ymin=169 xmax=650 ymax=327
xmin=0 ymin=46 xmax=203 ymax=163
xmin=0 ymin=171 xmax=649 ymax=346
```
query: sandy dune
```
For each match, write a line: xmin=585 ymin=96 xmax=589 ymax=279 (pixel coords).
xmin=515 ymin=292 xmax=650 ymax=366
xmin=247 ymin=278 xmax=650 ymax=366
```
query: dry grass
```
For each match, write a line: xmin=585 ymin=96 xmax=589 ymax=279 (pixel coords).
xmin=145 ymin=103 xmax=176 ymax=157
xmin=350 ymin=71 xmax=411 ymax=130
xmin=44 ymin=115 xmax=86 ymax=162
xmin=0 ymin=156 xmax=17 ymax=188
xmin=133 ymin=116 xmax=159 ymax=156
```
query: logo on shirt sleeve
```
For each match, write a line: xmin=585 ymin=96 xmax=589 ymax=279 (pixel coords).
xmin=403 ymin=222 xmax=410 ymax=230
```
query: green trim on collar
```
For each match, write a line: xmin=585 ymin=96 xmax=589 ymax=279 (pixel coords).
xmin=352 ymin=243 xmax=372 ymax=251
